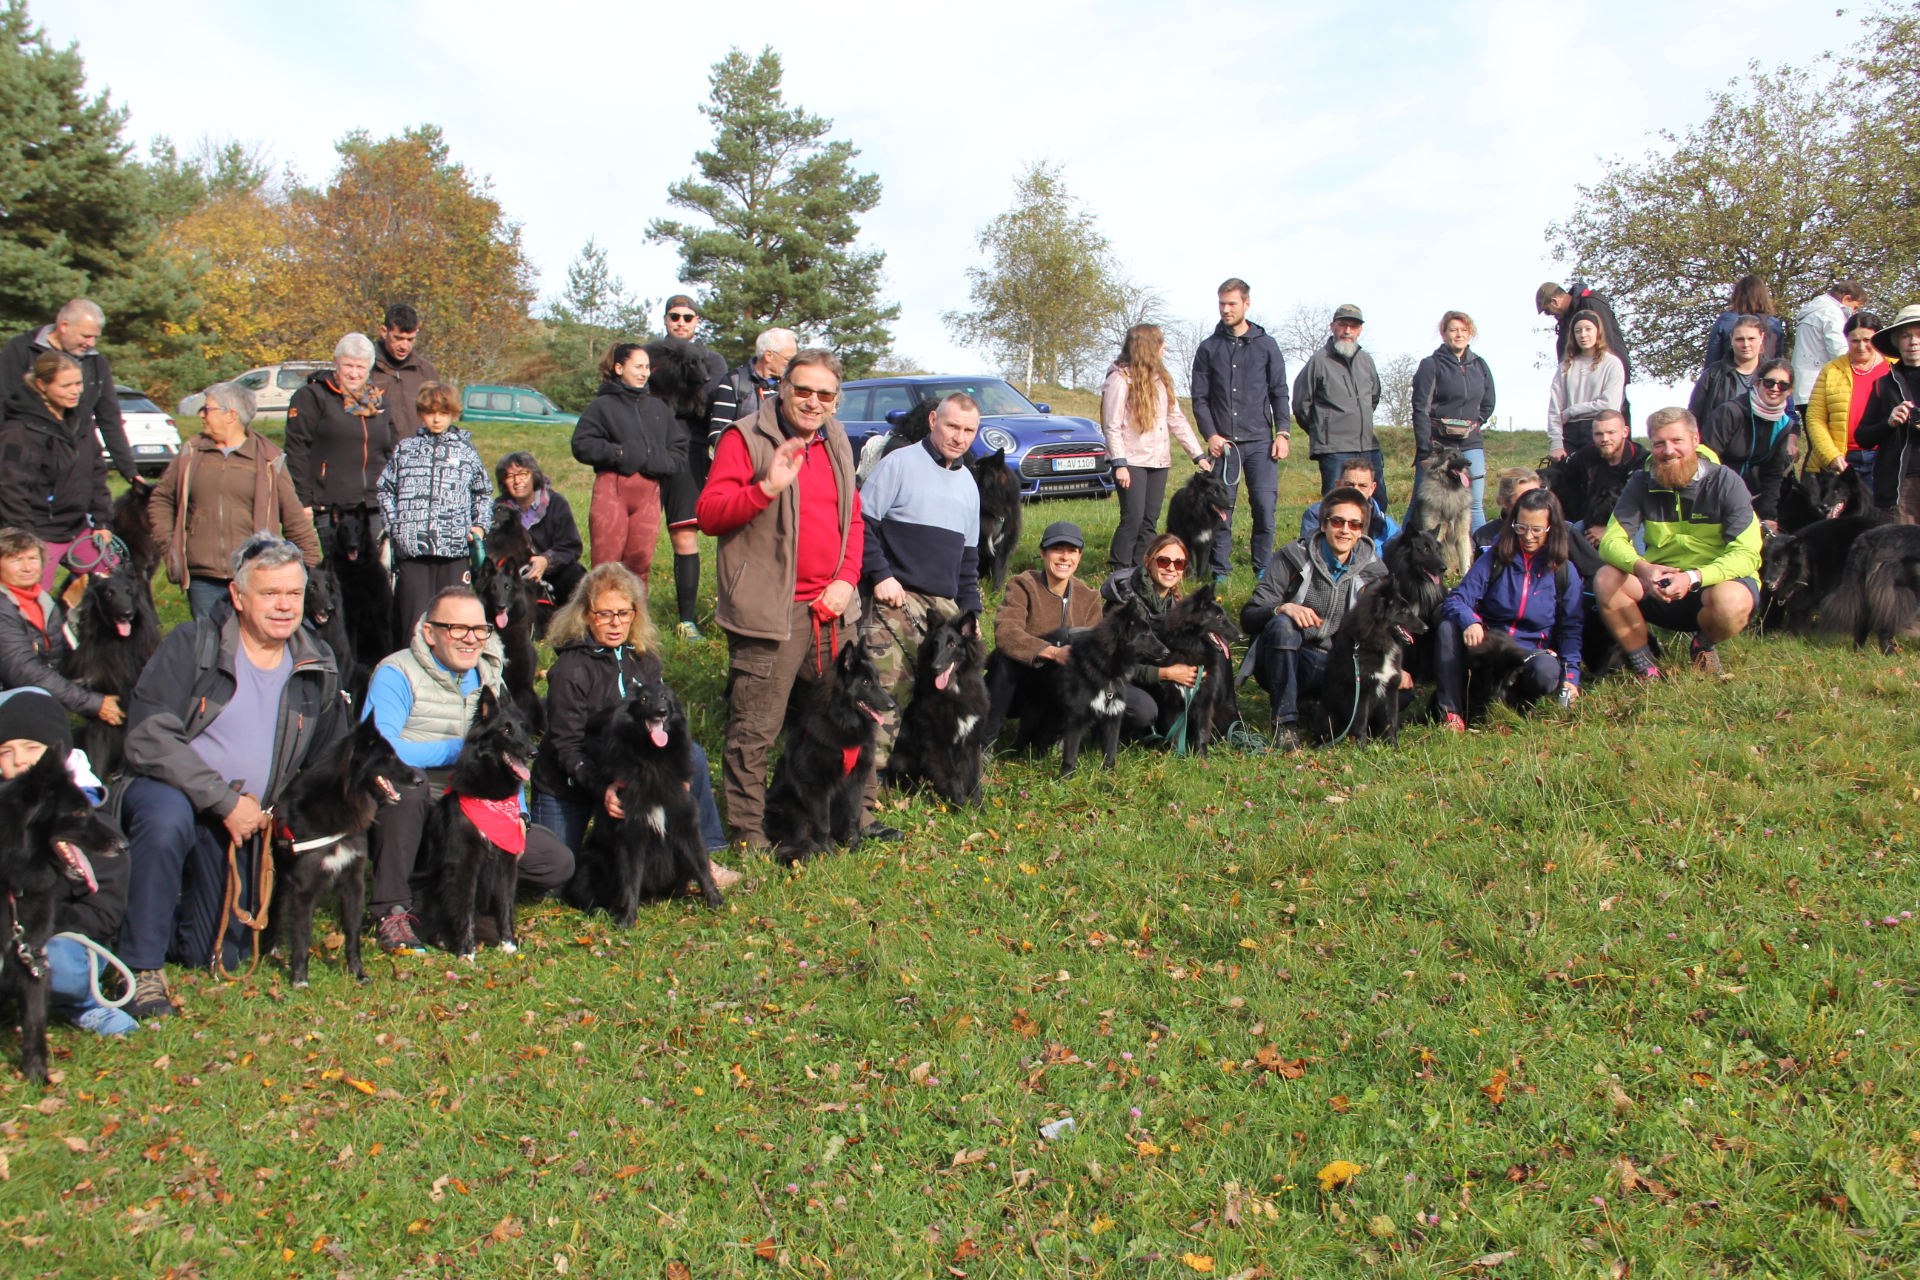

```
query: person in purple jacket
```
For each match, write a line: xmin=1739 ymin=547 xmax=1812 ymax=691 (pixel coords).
xmin=1435 ymin=487 xmax=1583 ymax=730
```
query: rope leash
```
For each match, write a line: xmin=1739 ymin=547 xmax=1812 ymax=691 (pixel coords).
xmin=1326 ymin=652 xmax=1366 ymax=746
xmin=49 ymin=932 xmax=136 ymax=1009
xmin=212 ymin=827 xmax=274 ymax=978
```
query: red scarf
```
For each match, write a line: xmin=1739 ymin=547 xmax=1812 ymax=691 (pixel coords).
xmin=448 ymin=790 xmax=525 ymax=854
xmin=5 ymin=582 xmax=43 ymax=634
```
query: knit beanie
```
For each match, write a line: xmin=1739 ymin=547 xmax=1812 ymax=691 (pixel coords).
xmin=0 ymin=687 xmax=73 ymax=753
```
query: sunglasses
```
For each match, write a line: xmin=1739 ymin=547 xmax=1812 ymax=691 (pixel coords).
xmin=787 ymin=384 xmax=836 ymax=402
xmin=240 ymin=536 xmax=299 ymax=562
xmin=1322 ymin=516 xmax=1367 ymax=531
xmin=1759 ymin=378 xmax=1792 ymax=391
xmin=1151 ymin=555 xmax=1188 ymax=570
xmin=666 ymin=311 xmax=697 ymax=323
xmin=425 ymin=620 xmax=494 ymax=641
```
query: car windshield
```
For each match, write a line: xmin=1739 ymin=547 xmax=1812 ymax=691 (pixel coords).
xmin=906 ymin=380 xmax=1037 ymax=416
xmin=117 ymin=393 xmax=162 ymax=413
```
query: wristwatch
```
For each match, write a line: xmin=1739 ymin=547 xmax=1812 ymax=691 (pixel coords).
xmin=1686 ymin=569 xmax=1702 ymax=591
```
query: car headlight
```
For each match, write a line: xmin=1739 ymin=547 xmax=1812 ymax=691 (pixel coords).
xmin=980 ymin=427 xmax=1017 ymax=455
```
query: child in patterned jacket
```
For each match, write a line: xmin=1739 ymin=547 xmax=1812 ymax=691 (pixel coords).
xmin=377 ymin=382 xmax=495 ymax=639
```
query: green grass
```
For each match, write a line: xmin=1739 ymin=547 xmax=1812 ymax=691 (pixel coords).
xmin=14 ymin=418 xmax=1920 ymax=1277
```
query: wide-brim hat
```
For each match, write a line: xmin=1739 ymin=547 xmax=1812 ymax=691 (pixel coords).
xmin=1872 ymin=304 xmax=1920 ymax=358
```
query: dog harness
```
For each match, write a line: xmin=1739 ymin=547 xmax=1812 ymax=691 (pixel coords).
xmin=446 ymin=789 xmax=526 ymax=855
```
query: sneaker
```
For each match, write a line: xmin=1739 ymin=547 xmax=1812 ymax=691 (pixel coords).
xmin=675 ymin=621 xmax=704 ymax=643
xmin=377 ymin=908 xmax=422 ymax=953
xmin=1441 ymin=712 xmax=1466 ymax=733
xmin=75 ymin=1003 xmax=138 ymax=1037
xmin=128 ymin=969 xmax=174 ymax=1020
xmin=1631 ymin=663 xmax=1663 ymax=682
xmin=860 ymin=821 xmax=904 ymax=843
xmin=1271 ymin=722 xmax=1303 ymax=754
xmin=709 ymin=862 xmax=744 ymax=889
xmin=1691 ymin=640 xmax=1727 ymax=680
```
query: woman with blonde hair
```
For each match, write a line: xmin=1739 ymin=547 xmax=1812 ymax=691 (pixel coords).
xmin=1102 ymin=323 xmax=1208 ymax=568
xmin=530 ymin=562 xmax=736 ymax=885
xmin=1410 ymin=309 xmax=1496 ymax=528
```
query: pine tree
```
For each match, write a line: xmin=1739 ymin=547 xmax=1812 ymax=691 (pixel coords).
xmin=648 ymin=47 xmax=896 ymax=376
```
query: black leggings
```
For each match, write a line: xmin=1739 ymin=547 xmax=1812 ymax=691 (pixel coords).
xmin=1109 ymin=466 xmax=1170 ymax=568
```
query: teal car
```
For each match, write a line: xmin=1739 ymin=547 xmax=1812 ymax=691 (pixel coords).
xmin=461 ymin=383 xmax=578 ymax=427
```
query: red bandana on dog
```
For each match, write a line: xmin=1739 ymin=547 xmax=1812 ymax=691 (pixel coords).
xmin=842 ymin=745 xmax=862 ymax=776
xmin=448 ymin=791 xmax=525 ymax=854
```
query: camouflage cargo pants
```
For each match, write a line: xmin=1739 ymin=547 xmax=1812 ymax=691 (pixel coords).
xmin=858 ymin=590 xmax=960 ymax=809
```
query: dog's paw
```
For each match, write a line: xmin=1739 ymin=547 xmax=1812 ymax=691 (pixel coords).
xmin=293 ymin=980 xmax=310 ymax=990
xmin=458 ymin=952 xmax=476 ymax=964
xmin=498 ymin=941 xmax=518 ymax=955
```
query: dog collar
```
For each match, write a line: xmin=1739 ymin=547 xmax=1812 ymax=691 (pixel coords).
xmin=279 ymin=823 xmax=348 ymax=854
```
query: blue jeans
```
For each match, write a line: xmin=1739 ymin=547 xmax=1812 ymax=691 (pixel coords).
xmin=1254 ymin=612 xmax=1329 ymax=724
xmin=1316 ymin=450 xmax=1389 ymax=512
xmin=120 ymin=776 xmax=246 ymax=971
xmin=530 ymin=742 xmax=727 ymax=855
xmin=1434 ymin=618 xmax=1563 ymax=717
xmin=1848 ymin=449 xmax=1876 ymax=490
xmin=1213 ymin=443 xmax=1282 ymax=577
xmin=187 ymin=577 xmax=230 ymax=622
xmin=1405 ymin=449 xmax=1486 ymax=530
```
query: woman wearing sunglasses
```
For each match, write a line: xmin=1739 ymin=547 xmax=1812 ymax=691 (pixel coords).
xmin=1435 ymin=487 xmax=1583 ymax=730
xmin=1700 ymin=358 xmax=1798 ymax=532
xmin=1099 ymin=532 xmax=1201 ymax=733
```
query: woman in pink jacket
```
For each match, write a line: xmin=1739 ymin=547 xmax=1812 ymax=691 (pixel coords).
xmin=1103 ymin=324 xmax=1209 ymax=568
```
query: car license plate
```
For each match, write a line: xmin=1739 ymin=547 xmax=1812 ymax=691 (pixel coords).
xmin=1052 ymin=456 xmax=1096 ymax=472
xmin=134 ymin=445 xmax=168 ymax=454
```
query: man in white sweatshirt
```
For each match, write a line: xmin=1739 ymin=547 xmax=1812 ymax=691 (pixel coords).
xmin=1792 ymin=281 xmax=1864 ymax=409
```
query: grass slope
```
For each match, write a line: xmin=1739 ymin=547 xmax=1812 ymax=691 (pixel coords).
xmin=7 ymin=420 xmax=1918 ymax=1278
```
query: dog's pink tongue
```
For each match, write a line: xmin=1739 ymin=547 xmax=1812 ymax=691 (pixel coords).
xmin=935 ymin=665 xmax=952 ymax=691
xmin=116 ymin=620 xmax=132 ymax=637
xmin=495 ymin=611 xmax=509 ymax=629
xmin=649 ymin=722 xmax=669 ymax=747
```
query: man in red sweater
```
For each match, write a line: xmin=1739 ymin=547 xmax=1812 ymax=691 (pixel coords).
xmin=697 ymin=350 xmax=868 ymax=849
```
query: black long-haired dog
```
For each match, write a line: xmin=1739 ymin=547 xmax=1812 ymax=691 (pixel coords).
xmin=328 ymin=503 xmax=396 ymax=664
xmin=264 ymin=717 xmax=421 ymax=986
xmin=1315 ymin=582 xmax=1428 ymax=747
xmin=1760 ymin=515 xmax=1883 ymax=634
xmin=479 ymin=512 xmax=543 ymax=732
xmin=968 ymin=449 xmax=1022 ymax=595
xmin=643 ymin=337 xmax=717 ymax=433
xmin=62 ymin=568 xmax=160 ymax=777
xmin=111 ymin=480 xmax=161 ymax=593
xmin=878 ymin=398 xmax=939 ymax=465
xmin=1152 ymin=583 xmax=1241 ymax=755
xmin=1016 ymin=595 xmax=1171 ymax=776
xmin=303 ymin=561 xmax=362 ymax=705
xmin=1459 ymin=630 xmax=1536 ymax=723
xmin=1820 ymin=523 xmax=1920 ymax=654
xmin=1166 ymin=470 xmax=1234 ymax=581
xmin=1779 ymin=465 xmax=1877 ymax=533
xmin=411 ymin=688 xmax=535 ymax=958
xmin=765 ymin=640 xmax=895 ymax=865
xmin=883 ymin=611 xmax=990 ymax=805
xmin=562 ymin=681 xmax=722 ymax=924
xmin=0 ymin=749 xmax=126 ymax=1083
xmin=1383 ymin=529 xmax=1447 ymax=685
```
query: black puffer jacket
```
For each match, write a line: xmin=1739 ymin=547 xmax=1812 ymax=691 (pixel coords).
xmin=1686 ymin=361 xmax=1754 ymax=429
xmin=0 ymin=385 xmax=111 ymax=541
xmin=1702 ymin=399 xmax=1797 ymax=522
xmin=532 ymin=642 xmax=664 ymax=802
xmin=284 ymin=372 xmax=398 ymax=510
xmin=0 ymin=586 xmax=103 ymax=715
xmin=570 ymin=380 xmax=685 ymax=479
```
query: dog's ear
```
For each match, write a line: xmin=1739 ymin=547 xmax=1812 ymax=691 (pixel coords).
xmin=1192 ymin=581 xmax=1215 ymax=607
xmin=473 ymin=686 xmax=501 ymax=724
xmin=958 ymin=611 xmax=979 ymax=638
xmin=25 ymin=743 xmax=70 ymax=787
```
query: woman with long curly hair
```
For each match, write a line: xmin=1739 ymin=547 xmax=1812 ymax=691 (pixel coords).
xmin=1101 ymin=324 xmax=1208 ymax=568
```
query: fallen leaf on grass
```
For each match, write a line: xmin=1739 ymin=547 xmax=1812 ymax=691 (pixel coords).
xmin=344 ymin=1077 xmax=376 ymax=1095
xmin=1317 ymin=1160 xmax=1362 ymax=1192
xmin=614 ymin=1165 xmax=642 ymax=1179
xmin=1367 ymin=1213 xmax=1397 ymax=1238
xmin=1610 ymin=1155 xmax=1676 ymax=1202
xmin=1328 ymin=1094 xmax=1351 ymax=1113
xmin=665 ymin=1262 xmax=692 ymax=1280
xmin=909 ymin=1062 xmax=933 ymax=1086
xmin=950 ymin=1149 xmax=986 ymax=1167
xmin=61 ymin=1136 xmax=88 ymax=1152
xmin=754 ymin=1237 xmax=775 ymax=1260
xmin=1090 ymin=1216 xmax=1116 ymax=1234
xmin=1689 ymin=1072 xmax=1714 ymax=1087
xmin=1608 ymin=1083 xmax=1633 ymax=1116
xmin=1011 ymin=1009 xmax=1038 ymax=1038
xmin=1468 ymin=1251 xmax=1518 ymax=1268
xmin=429 ymin=1175 xmax=452 ymax=1202
xmin=489 ymin=1217 xmax=524 ymax=1244
xmin=1481 ymin=1068 xmax=1509 ymax=1108
xmin=952 ymin=1239 xmax=981 ymax=1262
xmin=407 ymin=1218 xmax=432 ymax=1234
xmin=1253 ymin=1045 xmax=1306 ymax=1078
xmin=1136 ymin=1141 xmax=1163 ymax=1158
xmin=1181 ymin=1254 xmax=1215 ymax=1272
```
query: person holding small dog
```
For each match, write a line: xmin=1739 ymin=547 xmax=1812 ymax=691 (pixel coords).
xmin=1104 ymin=323 xmax=1209 ymax=569
xmin=1239 ymin=487 xmax=1389 ymax=752
xmin=1435 ymin=488 xmax=1583 ymax=731
xmin=1410 ymin=311 xmax=1495 ymax=530
xmin=1100 ymin=532 xmax=1198 ymax=733
xmin=980 ymin=521 xmax=1105 ymax=747
xmin=493 ymin=451 xmax=585 ymax=610
xmin=1546 ymin=310 xmax=1625 ymax=459
xmin=0 ymin=527 xmax=121 ymax=725
xmin=1595 ymin=407 xmax=1762 ymax=680
xmin=377 ymin=382 xmax=494 ymax=640
xmin=362 ymin=587 xmax=575 ymax=952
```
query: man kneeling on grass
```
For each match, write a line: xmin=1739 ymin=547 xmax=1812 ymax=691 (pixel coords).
xmin=1594 ymin=406 xmax=1761 ymax=681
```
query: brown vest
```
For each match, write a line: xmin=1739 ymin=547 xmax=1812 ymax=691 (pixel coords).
xmin=711 ymin=398 xmax=857 ymax=641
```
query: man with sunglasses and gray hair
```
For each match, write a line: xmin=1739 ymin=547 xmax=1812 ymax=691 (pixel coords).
xmin=361 ymin=586 xmax=574 ymax=953
xmin=116 ymin=534 xmax=348 ymax=1019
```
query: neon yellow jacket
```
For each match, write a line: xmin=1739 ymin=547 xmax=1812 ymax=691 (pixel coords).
xmin=1598 ymin=454 xmax=1762 ymax=586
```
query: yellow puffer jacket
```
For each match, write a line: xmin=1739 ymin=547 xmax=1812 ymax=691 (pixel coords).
xmin=1804 ymin=352 xmax=1887 ymax=471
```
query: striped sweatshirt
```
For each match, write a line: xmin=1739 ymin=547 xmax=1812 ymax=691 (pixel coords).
xmin=860 ymin=437 xmax=981 ymax=612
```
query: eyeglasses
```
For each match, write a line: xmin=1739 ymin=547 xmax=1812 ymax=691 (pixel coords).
xmin=1512 ymin=523 xmax=1552 ymax=537
xmin=666 ymin=311 xmax=697 ymax=323
xmin=1151 ymin=555 xmax=1188 ymax=570
xmin=426 ymin=620 xmax=494 ymax=641
xmin=502 ymin=469 xmax=533 ymax=482
xmin=589 ymin=607 xmax=636 ymax=622
xmin=1759 ymin=378 xmax=1792 ymax=391
xmin=787 ymin=384 xmax=836 ymax=402
xmin=1322 ymin=516 xmax=1367 ymax=531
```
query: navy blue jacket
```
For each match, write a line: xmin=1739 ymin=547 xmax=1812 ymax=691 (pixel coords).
xmin=1190 ymin=321 xmax=1289 ymax=444
xmin=1411 ymin=345 xmax=1496 ymax=459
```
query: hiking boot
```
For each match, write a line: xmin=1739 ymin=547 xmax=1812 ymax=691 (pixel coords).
xmin=377 ymin=908 xmax=422 ymax=953
xmin=860 ymin=821 xmax=904 ymax=843
xmin=1691 ymin=640 xmax=1727 ymax=680
xmin=128 ymin=969 xmax=174 ymax=1020
xmin=1271 ymin=722 xmax=1303 ymax=754
xmin=1442 ymin=712 xmax=1466 ymax=733
xmin=675 ymin=621 xmax=704 ymax=643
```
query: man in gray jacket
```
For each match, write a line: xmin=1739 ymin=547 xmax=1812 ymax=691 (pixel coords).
xmin=1292 ymin=305 xmax=1386 ymax=507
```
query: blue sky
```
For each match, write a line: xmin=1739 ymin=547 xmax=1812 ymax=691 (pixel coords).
xmin=42 ymin=0 xmax=1860 ymax=425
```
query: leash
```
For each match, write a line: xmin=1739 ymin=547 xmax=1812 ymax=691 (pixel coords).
xmin=1326 ymin=652 xmax=1365 ymax=745
xmin=6 ymin=892 xmax=45 ymax=981
xmin=212 ymin=810 xmax=274 ymax=978
xmin=810 ymin=610 xmax=841 ymax=675
xmin=48 ymin=931 xmax=136 ymax=1009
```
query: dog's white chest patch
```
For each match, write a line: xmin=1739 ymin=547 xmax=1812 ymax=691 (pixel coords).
xmin=322 ymin=835 xmax=365 ymax=875
xmin=1092 ymin=686 xmax=1127 ymax=718
xmin=1372 ymin=660 xmax=1400 ymax=698
xmin=646 ymin=806 xmax=667 ymax=836
xmin=955 ymin=714 xmax=979 ymax=742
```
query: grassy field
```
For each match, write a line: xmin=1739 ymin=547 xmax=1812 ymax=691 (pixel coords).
xmin=9 ymin=405 xmax=1920 ymax=1278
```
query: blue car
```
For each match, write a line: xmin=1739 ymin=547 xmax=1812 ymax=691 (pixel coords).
xmin=838 ymin=375 xmax=1114 ymax=500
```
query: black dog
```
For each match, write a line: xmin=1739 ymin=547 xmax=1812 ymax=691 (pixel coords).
xmin=561 ymin=681 xmax=721 ymax=924
xmin=1384 ymin=530 xmax=1447 ymax=684
xmin=1315 ymin=582 xmax=1428 ymax=747
xmin=303 ymin=561 xmax=362 ymax=704
xmin=765 ymin=641 xmax=895 ymax=865
xmin=1017 ymin=595 xmax=1170 ymax=776
xmin=1152 ymin=583 xmax=1241 ymax=755
xmin=264 ymin=718 xmax=421 ymax=986
xmin=1460 ymin=631 xmax=1536 ymax=723
xmin=878 ymin=397 xmax=939 ymax=466
xmin=62 ymin=568 xmax=161 ymax=777
xmin=968 ymin=449 xmax=1023 ymax=595
xmin=883 ymin=611 xmax=990 ymax=805
xmin=329 ymin=503 xmax=396 ymax=665
xmin=1541 ymin=457 xmax=1626 ymax=532
xmin=111 ymin=480 xmax=161 ymax=592
xmin=1779 ymin=466 xmax=1877 ymax=533
xmin=1166 ymin=470 xmax=1234 ymax=581
xmin=0 ymin=750 xmax=126 ymax=1083
xmin=411 ymin=689 xmax=535 ymax=958
xmin=478 ymin=513 xmax=543 ymax=734
xmin=1760 ymin=516 xmax=1882 ymax=634
xmin=1821 ymin=524 xmax=1920 ymax=654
